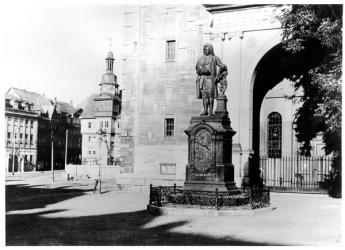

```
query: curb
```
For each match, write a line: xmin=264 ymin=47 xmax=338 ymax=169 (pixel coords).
xmin=147 ymin=204 xmax=276 ymax=217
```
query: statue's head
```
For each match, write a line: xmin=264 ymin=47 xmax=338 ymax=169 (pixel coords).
xmin=203 ymin=43 xmax=214 ymax=56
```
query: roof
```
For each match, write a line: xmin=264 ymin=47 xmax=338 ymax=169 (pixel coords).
xmin=9 ymin=87 xmax=52 ymax=112
xmin=5 ymin=93 xmax=22 ymax=102
xmin=7 ymin=87 xmax=81 ymax=116
xmin=79 ymin=94 xmax=98 ymax=118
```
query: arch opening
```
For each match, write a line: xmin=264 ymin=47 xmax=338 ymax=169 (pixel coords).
xmin=251 ymin=40 xmax=326 ymax=159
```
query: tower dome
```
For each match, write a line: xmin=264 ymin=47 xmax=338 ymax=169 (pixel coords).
xmin=107 ymin=51 xmax=113 ymax=59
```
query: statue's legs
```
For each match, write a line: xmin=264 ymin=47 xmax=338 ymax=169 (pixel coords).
xmin=201 ymin=98 xmax=208 ymax=115
xmin=201 ymin=87 xmax=209 ymax=116
xmin=209 ymin=97 xmax=214 ymax=115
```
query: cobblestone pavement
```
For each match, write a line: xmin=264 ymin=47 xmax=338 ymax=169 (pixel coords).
xmin=5 ymin=173 xmax=342 ymax=246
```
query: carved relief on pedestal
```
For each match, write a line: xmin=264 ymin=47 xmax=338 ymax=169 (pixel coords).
xmin=194 ymin=128 xmax=213 ymax=173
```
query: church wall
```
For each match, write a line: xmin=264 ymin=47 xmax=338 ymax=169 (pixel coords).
xmin=119 ymin=5 xmax=318 ymax=187
xmin=120 ymin=5 xmax=210 ymax=176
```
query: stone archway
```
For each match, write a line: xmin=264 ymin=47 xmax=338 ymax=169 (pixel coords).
xmin=249 ymin=39 xmax=326 ymax=185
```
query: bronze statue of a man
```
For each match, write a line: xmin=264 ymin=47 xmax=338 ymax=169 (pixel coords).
xmin=196 ymin=43 xmax=228 ymax=116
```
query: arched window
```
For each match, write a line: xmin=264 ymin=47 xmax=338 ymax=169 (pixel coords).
xmin=268 ymin=112 xmax=282 ymax=158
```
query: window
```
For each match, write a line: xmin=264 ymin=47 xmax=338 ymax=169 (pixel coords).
xmin=7 ymin=132 xmax=11 ymax=139
xmin=268 ymin=112 xmax=282 ymax=158
xmin=166 ymin=40 xmax=176 ymax=61
xmin=164 ymin=118 xmax=174 ymax=137
xmin=115 ymin=104 xmax=120 ymax=113
xmin=105 ymin=121 xmax=109 ymax=128
xmin=30 ymin=135 xmax=33 ymax=144
xmin=88 ymin=151 xmax=91 ymax=155
xmin=88 ymin=122 xmax=91 ymax=128
xmin=93 ymin=151 xmax=96 ymax=155
xmin=100 ymin=121 xmax=103 ymax=128
xmin=88 ymin=136 xmax=91 ymax=142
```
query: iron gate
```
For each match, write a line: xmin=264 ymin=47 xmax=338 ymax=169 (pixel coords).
xmin=260 ymin=156 xmax=333 ymax=193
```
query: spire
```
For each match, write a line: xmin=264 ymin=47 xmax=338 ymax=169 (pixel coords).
xmin=108 ymin=37 xmax=112 ymax=51
xmin=106 ymin=38 xmax=114 ymax=72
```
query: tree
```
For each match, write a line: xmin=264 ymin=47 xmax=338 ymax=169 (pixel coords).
xmin=279 ymin=5 xmax=342 ymax=197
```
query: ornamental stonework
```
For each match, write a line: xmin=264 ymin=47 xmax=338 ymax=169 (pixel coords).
xmin=194 ymin=128 xmax=213 ymax=172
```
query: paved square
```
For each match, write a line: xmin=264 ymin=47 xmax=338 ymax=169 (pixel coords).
xmin=5 ymin=173 xmax=342 ymax=245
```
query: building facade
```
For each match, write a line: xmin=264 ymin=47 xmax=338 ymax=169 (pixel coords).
xmin=116 ymin=4 xmax=326 ymax=187
xmin=5 ymin=93 xmax=38 ymax=172
xmin=80 ymin=51 xmax=122 ymax=165
xmin=5 ymin=87 xmax=82 ymax=172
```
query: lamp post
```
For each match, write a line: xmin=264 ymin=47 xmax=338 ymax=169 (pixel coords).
xmin=12 ymin=138 xmax=15 ymax=176
xmin=97 ymin=128 xmax=106 ymax=194
xmin=51 ymin=130 xmax=54 ymax=182
xmin=65 ymin=129 xmax=68 ymax=167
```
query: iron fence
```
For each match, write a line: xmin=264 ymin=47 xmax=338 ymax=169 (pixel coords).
xmin=260 ymin=156 xmax=333 ymax=192
xmin=149 ymin=184 xmax=270 ymax=210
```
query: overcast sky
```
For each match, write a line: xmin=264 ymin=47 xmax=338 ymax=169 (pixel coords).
xmin=0 ymin=1 xmax=123 ymax=106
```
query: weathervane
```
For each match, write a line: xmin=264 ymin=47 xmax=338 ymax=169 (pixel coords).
xmin=107 ymin=37 xmax=112 ymax=51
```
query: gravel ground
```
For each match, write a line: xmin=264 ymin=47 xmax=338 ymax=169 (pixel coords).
xmin=5 ymin=173 xmax=342 ymax=246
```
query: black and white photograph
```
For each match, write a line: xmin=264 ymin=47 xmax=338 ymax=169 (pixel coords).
xmin=1 ymin=0 xmax=342 ymax=246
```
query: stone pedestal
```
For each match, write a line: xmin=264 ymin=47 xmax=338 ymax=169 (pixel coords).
xmin=214 ymin=95 xmax=228 ymax=117
xmin=184 ymin=115 xmax=239 ymax=193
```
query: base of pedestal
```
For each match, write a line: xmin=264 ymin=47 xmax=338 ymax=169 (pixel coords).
xmin=183 ymin=181 xmax=240 ymax=194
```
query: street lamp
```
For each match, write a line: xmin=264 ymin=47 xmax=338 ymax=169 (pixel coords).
xmin=51 ymin=130 xmax=54 ymax=182
xmin=65 ymin=129 xmax=68 ymax=167
xmin=97 ymin=128 xmax=106 ymax=194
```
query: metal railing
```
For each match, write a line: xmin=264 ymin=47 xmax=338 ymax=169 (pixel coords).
xmin=260 ymin=156 xmax=333 ymax=192
xmin=149 ymin=184 xmax=270 ymax=210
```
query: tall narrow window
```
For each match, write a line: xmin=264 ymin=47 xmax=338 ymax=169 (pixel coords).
xmin=88 ymin=122 xmax=91 ymax=128
xmin=165 ymin=118 xmax=174 ymax=137
xmin=268 ymin=112 xmax=282 ymax=158
xmin=166 ymin=40 xmax=176 ymax=61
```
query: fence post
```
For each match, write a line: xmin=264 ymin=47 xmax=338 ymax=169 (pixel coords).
xmin=215 ymin=188 xmax=219 ymax=210
xmin=149 ymin=184 xmax=152 ymax=205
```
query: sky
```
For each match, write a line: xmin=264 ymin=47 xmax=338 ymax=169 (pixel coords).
xmin=0 ymin=0 xmax=340 ymax=107
xmin=0 ymin=1 xmax=124 ymax=106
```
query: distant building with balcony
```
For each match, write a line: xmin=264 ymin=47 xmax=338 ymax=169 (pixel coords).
xmin=5 ymin=87 xmax=82 ymax=172
xmin=80 ymin=50 xmax=122 ymax=165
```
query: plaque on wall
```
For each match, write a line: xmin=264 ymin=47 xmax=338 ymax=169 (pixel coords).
xmin=160 ymin=163 xmax=176 ymax=175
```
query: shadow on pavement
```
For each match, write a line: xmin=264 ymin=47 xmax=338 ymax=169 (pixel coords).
xmin=6 ymin=183 xmax=92 ymax=212
xmin=6 ymin=184 xmax=282 ymax=246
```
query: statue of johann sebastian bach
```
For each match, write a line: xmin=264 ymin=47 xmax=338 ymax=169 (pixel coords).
xmin=196 ymin=43 xmax=228 ymax=116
